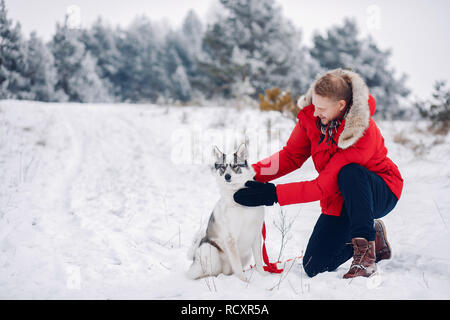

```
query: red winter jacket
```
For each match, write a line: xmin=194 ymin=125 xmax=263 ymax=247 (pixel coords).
xmin=252 ymin=69 xmax=404 ymax=216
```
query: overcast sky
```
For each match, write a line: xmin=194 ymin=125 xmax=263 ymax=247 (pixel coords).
xmin=5 ymin=0 xmax=450 ymax=100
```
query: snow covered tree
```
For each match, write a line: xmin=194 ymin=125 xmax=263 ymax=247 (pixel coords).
xmin=310 ymin=18 xmax=410 ymax=119
xmin=161 ymin=31 xmax=191 ymax=102
xmin=199 ymin=0 xmax=319 ymax=100
xmin=310 ymin=18 xmax=360 ymax=71
xmin=79 ymin=17 xmax=120 ymax=100
xmin=198 ymin=21 xmax=235 ymax=97
xmin=158 ymin=10 xmax=207 ymax=102
xmin=182 ymin=10 xmax=204 ymax=56
xmin=50 ymin=17 xmax=112 ymax=102
xmin=415 ymin=80 xmax=450 ymax=133
xmin=180 ymin=9 xmax=204 ymax=75
xmin=0 ymin=0 xmax=30 ymax=99
xmin=171 ymin=64 xmax=191 ymax=102
xmin=179 ymin=10 xmax=205 ymax=99
xmin=114 ymin=16 xmax=170 ymax=102
xmin=24 ymin=31 xmax=65 ymax=101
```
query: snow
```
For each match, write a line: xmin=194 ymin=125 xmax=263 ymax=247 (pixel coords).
xmin=0 ymin=99 xmax=449 ymax=299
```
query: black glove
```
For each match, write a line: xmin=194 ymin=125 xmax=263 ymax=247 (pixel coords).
xmin=233 ymin=180 xmax=278 ymax=207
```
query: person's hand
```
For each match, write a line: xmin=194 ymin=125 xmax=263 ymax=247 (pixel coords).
xmin=233 ymin=180 xmax=278 ymax=207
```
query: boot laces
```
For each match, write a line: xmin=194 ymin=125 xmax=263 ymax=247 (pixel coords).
xmin=351 ymin=243 xmax=370 ymax=270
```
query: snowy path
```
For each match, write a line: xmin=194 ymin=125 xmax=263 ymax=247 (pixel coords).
xmin=0 ymin=100 xmax=449 ymax=299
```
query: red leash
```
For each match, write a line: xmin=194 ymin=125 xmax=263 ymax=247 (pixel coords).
xmin=261 ymin=222 xmax=284 ymax=273
xmin=247 ymin=222 xmax=303 ymax=273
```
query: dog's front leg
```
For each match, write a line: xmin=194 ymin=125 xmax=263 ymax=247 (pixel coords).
xmin=222 ymin=235 xmax=247 ymax=282
xmin=252 ymin=227 xmax=266 ymax=276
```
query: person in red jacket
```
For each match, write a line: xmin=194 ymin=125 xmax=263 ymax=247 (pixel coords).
xmin=234 ymin=68 xmax=404 ymax=279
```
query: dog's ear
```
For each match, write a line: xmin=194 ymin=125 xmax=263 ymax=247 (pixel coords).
xmin=235 ymin=142 xmax=248 ymax=160
xmin=212 ymin=145 xmax=224 ymax=162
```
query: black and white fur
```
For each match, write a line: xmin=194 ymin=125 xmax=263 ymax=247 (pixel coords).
xmin=186 ymin=143 xmax=265 ymax=282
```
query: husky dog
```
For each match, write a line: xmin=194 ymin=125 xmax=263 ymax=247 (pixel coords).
xmin=186 ymin=143 xmax=265 ymax=282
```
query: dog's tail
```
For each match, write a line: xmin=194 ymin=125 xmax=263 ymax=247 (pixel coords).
xmin=186 ymin=241 xmax=222 ymax=280
xmin=187 ymin=229 xmax=203 ymax=261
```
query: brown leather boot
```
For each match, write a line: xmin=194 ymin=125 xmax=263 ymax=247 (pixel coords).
xmin=343 ymin=238 xmax=377 ymax=279
xmin=374 ymin=219 xmax=392 ymax=263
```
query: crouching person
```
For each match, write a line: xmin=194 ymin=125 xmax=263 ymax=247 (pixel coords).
xmin=233 ymin=68 xmax=403 ymax=279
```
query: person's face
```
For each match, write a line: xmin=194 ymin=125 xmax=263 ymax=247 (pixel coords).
xmin=312 ymin=92 xmax=347 ymax=125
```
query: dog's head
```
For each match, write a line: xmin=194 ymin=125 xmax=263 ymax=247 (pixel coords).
xmin=211 ymin=143 xmax=254 ymax=190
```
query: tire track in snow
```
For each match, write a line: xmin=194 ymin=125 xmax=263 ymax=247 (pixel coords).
xmin=55 ymin=106 xmax=87 ymax=216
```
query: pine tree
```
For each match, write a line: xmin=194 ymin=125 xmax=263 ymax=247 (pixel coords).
xmin=79 ymin=17 xmax=119 ymax=100
xmin=180 ymin=9 xmax=204 ymax=98
xmin=25 ymin=31 xmax=65 ymax=101
xmin=181 ymin=10 xmax=204 ymax=54
xmin=163 ymin=31 xmax=185 ymax=101
xmin=180 ymin=9 xmax=204 ymax=72
xmin=199 ymin=0 xmax=319 ymax=100
xmin=158 ymin=11 xmax=206 ymax=102
xmin=50 ymin=17 xmax=111 ymax=102
xmin=114 ymin=16 xmax=170 ymax=102
xmin=171 ymin=64 xmax=191 ymax=102
xmin=0 ymin=0 xmax=30 ymax=99
xmin=310 ymin=18 xmax=410 ymax=119
xmin=198 ymin=21 xmax=235 ymax=98
xmin=310 ymin=18 xmax=361 ymax=71
xmin=415 ymin=80 xmax=450 ymax=133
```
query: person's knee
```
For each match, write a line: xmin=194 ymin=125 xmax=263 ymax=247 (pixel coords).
xmin=302 ymin=255 xmax=325 ymax=278
xmin=303 ymin=254 xmax=345 ymax=277
xmin=337 ymin=163 xmax=366 ymax=189
xmin=303 ymin=265 xmax=319 ymax=278
xmin=302 ymin=257 xmax=317 ymax=278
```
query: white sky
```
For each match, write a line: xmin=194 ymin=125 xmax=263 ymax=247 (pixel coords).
xmin=6 ymin=0 xmax=450 ymax=100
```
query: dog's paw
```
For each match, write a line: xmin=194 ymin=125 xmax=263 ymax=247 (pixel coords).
xmin=236 ymin=272 xmax=249 ymax=283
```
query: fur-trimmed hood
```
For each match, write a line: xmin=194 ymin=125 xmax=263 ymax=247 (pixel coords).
xmin=296 ymin=68 xmax=376 ymax=149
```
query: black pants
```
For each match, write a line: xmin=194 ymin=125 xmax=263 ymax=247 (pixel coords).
xmin=303 ymin=163 xmax=398 ymax=278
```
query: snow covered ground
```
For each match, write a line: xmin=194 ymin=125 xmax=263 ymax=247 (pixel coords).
xmin=0 ymin=99 xmax=449 ymax=299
